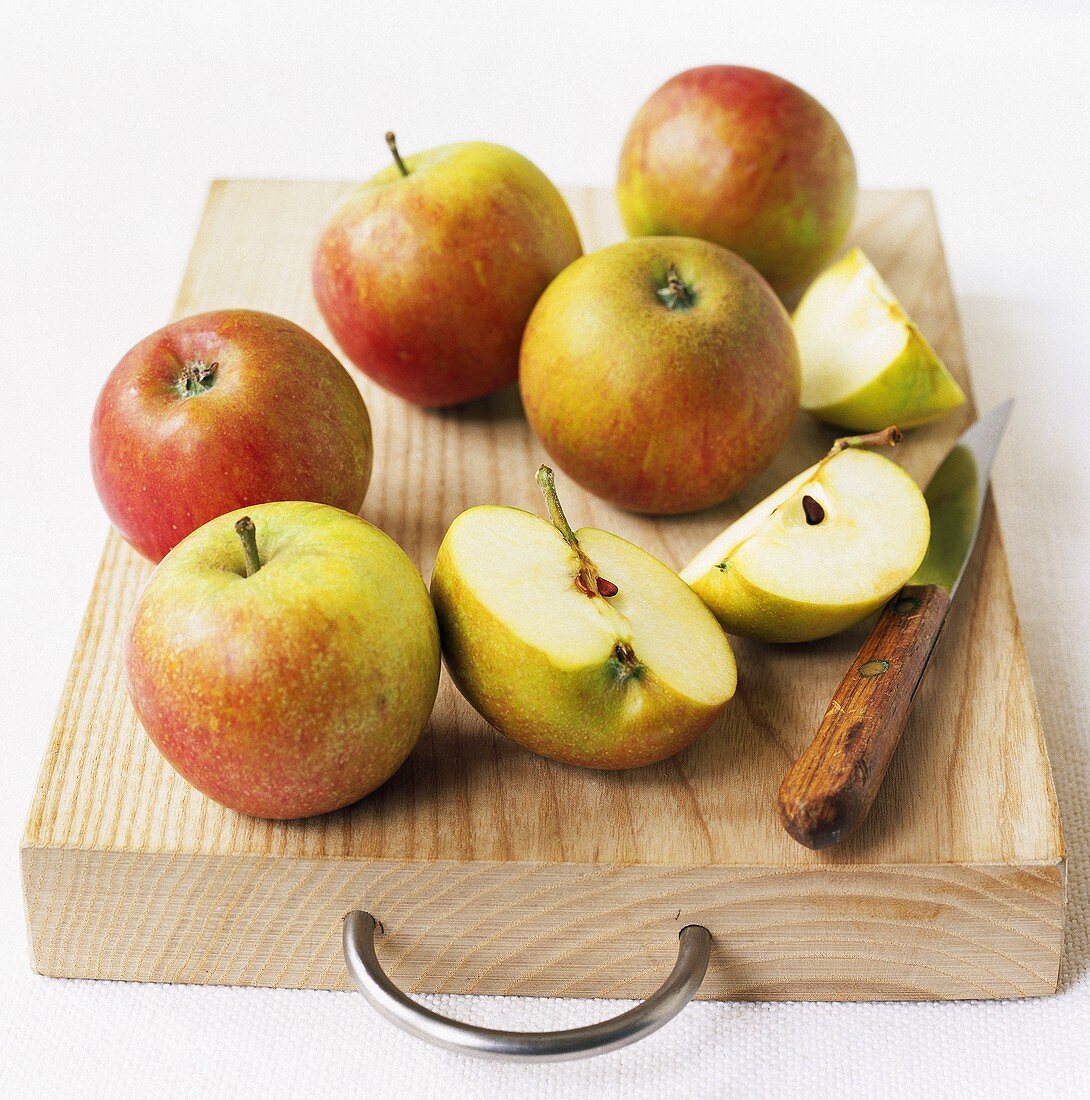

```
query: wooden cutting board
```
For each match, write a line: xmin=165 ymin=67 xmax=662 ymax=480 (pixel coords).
xmin=22 ymin=183 xmax=1065 ymax=1001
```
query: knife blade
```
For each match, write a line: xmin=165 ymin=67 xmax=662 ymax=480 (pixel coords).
xmin=776 ymin=401 xmax=1014 ymax=850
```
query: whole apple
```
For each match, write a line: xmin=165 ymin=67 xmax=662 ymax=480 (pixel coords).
xmin=91 ymin=309 xmax=372 ymax=562
xmin=312 ymin=134 xmax=583 ymax=407
xmin=125 ymin=502 xmax=441 ymax=819
xmin=519 ymin=236 xmax=800 ymax=514
xmin=617 ymin=66 xmax=857 ymax=298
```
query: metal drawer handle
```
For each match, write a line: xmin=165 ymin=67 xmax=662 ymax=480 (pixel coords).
xmin=343 ymin=911 xmax=711 ymax=1062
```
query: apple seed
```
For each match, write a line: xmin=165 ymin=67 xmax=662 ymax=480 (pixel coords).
xmin=802 ymin=495 xmax=825 ymax=525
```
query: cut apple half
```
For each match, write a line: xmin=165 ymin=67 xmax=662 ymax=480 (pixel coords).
xmin=431 ymin=468 xmax=737 ymax=769
xmin=680 ymin=433 xmax=930 ymax=643
xmin=794 ymin=247 xmax=965 ymax=431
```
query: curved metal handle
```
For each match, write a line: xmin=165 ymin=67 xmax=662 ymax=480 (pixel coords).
xmin=343 ymin=911 xmax=711 ymax=1062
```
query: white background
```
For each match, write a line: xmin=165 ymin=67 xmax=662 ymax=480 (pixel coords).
xmin=2 ymin=1 xmax=1088 ymax=1096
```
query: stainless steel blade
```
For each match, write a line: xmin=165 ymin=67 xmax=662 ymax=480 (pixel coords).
xmin=910 ymin=399 xmax=1014 ymax=594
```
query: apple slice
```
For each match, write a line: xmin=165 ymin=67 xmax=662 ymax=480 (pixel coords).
xmin=794 ymin=247 xmax=965 ymax=431
xmin=680 ymin=429 xmax=929 ymax=643
xmin=431 ymin=468 xmax=737 ymax=769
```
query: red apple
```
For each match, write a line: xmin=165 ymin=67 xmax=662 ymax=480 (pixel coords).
xmin=91 ymin=309 xmax=372 ymax=562
xmin=312 ymin=134 xmax=583 ymax=407
xmin=125 ymin=502 xmax=441 ymax=819
xmin=617 ymin=66 xmax=857 ymax=298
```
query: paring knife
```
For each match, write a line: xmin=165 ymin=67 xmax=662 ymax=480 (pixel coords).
xmin=776 ymin=400 xmax=1014 ymax=850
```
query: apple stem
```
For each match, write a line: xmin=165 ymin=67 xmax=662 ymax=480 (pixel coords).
xmin=829 ymin=425 xmax=903 ymax=455
xmin=385 ymin=131 xmax=409 ymax=177
xmin=535 ymin=465 xmax=617 ymax=598
xmin=656 ymin=264 xmax=694 ymax=310
xmin=234 ymin=516 xmax=262 ymax=577
xmin=536 ymin=465 xmax=580 ymax=547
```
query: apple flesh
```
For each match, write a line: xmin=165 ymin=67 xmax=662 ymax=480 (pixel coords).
xmin=91 ymin=309 xmax=372 ymax=563
xmin=519 ymin=235 xmax=800 ymax=514
xmin=617 ymin=66 xmax=857 ymax=299
xmin=680 ymin=434 xmax=929 ymax=643
xmin=313 ymin=136 xmax=583 ymax=407
xmin=431 ymin=468 xmax=737 ymax=769
xmin=125 ymin=501 xmax=440 ymax=819
xmin=794 ymin=247 xmax=966 ymax=430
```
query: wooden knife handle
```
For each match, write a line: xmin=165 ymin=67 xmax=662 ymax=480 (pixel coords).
xmin=776 ymin=584 xmax=952 ymax=850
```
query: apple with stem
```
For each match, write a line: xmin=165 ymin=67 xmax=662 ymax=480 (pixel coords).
xmin=125 ymin=501 xmax=441 ymax=819
xmin=313 ymin=133 xmax=583 ymax=407
xmin=431 ymin=466 xmax=737 ymax=769
xmin=519 ymin=236 xmax=800 ymax=514
xmin=680 ymin=428 xmax=930 ymax=643
xmin=91 ymin=309 xmax=372 ymax=562
xmin=617 ymin=66 xmax=857 ymax=299
xmin=793 ymin=247 xmax=966 ymax=430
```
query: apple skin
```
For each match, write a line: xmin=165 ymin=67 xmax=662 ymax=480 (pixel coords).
xmin=806 ymin=328 xmax=966 ymax=432
xmin=692 ymin=561 xmax=889 ymax=644
xmin=519 ymin=236 xmax=800 ymax=514
xmin=617 ymin=66 xmax=857 ymax=299
xmin=125 ymin=502 xmax=440 ymax=820
xmin=91 ymin=309 xmax=372 ymax=563
xmin=313 ymin=141 xmax=583 ymax=407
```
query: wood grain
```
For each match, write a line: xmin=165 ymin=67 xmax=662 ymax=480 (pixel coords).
xmin=778 ymin=584 xmax=952 ymax=850
xmin=21 ymin=184 xmax=1065 ymax=1001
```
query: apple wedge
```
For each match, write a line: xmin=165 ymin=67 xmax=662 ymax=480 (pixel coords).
xmin=794 ymin=247 xmax=965 ymax=431
xmin=680 ymin=430 xmax=930 ymax=643
xmin=431 ymin=468 xmax=737 ymax=769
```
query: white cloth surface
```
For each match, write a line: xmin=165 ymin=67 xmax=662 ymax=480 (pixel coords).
xmin=2 ymin=2 xmax=1088 ymax=1097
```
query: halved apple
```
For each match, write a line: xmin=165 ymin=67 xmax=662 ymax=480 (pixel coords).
xmin=794 ymin=247 xmax=965 ymax=431
xmin=680 ymin=432 xmax=930 ymax=643
xmin=431 ymin=468 xmax=737 ymax=769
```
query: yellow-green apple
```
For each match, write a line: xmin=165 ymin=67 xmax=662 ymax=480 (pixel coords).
xmin=680 ymin=429 xmax=929 ymax=643
xmin=312 ymin=133 xmax=583 ymax=407
xmin=617 ymin=66 xmax=857 ymax=299
xmin=125 ymin=502 xmax=440 ymax=819
xmin=91 ymin=309 xmax=372 ymax=563
xmin=519 ymin=236 xmax=800 ymax=514
xmin=431 ymin=466 xmax=736 ymax=769
xmin=794 ymin=247 xmax=966 ymax=430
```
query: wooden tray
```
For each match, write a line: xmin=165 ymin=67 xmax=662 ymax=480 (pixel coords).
xmin=22 ymin=183 xmax=1065 ymax=1001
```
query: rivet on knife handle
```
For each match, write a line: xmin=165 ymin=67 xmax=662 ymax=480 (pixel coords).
xmin=776 ymin=583 xmax=951 ymax=850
